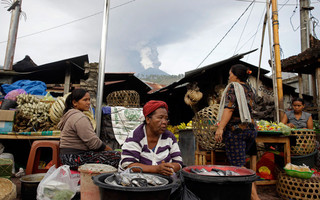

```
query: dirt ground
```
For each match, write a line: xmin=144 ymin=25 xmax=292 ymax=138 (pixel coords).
xmin=257 ymin=184 xmax=281 ymax=200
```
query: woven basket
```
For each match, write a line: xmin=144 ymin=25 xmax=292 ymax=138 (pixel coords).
xmin=277 ymin=172 xmax=320 ymax=200
xmin=291 ymin=129 xmax=316 ymax=155
xmin=192 ymin=104 xmax=224 ymax=150
xmin=0 ymin=178 xmax=16 ymax=200
xmin=106 ymin=90 xmax=140 ymax=108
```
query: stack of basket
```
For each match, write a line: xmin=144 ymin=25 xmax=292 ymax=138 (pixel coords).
xmin=277 ymin=172 xmax=320 ymax=199
xmin=106 ymin=90 xmax=140 ymax=108
xmin=290 ymin=129 xmax=317 ymax=167
xmin=276 ymin=129 xmax=319 ymax=200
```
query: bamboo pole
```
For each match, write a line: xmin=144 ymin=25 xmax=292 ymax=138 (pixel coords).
xmin=266 ymin=0 xmax=279 ymax=122
xmin=271 ymin=0 xmax=284 ymax=120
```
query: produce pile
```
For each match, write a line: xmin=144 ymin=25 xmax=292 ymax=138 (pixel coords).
xmin=14 ymin=94 xmax=56 ymax=132
xmin=256 ymin=120 xmax=291 ymax=135
xmin=167 ymin=121 xmax=192 ymax=141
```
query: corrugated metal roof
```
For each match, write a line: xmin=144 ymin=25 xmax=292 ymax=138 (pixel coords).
xmin=152 ymin=49 xmax=269 ymax=94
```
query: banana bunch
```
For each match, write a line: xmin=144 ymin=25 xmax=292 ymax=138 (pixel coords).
xmin=49 ymin=96 xmax=66 ymax=124
xmin=16 ymin=93 xmax=40 ymax=105
xmin=16 ymin=94 xmax=51 ymax=127
xmin=177 ymin=122 xmax=187 ymax=130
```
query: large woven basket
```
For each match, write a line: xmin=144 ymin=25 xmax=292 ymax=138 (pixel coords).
xmin=277 ymin=172 xmax=320 ymax=199
xmin=290 ymin=129 xmax=316 ymax=155
xmin=192 ymin=104 xmax=224 ymax=150
xmin=106 ymin=90 xmax=140 ymax=108
xmin=0 ymin=178 xmax=16 ymax=200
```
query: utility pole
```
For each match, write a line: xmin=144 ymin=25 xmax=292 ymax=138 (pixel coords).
xmin=299 ymin=0 xmax=312 ymax=97
xmin=96 ymin=0 xmax=110 ymax=137
xmin=4 ymin=0 xmax=22 ymax=70
xmin=271 ymin=0 xmax=284 ymax=120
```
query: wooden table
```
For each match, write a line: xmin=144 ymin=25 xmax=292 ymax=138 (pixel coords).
xmin=251 ymin=133 xmax=293 ymax=185
xmin=0 ymin=131 xmax=60 ymax=169
xmin=0 ymin=135 xmax=60 ymax=139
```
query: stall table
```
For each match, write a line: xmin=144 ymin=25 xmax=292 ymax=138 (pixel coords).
xmin=0 ymin=131 xmax=60 ymax=139
xmin=0 ymin=131 xmax=60 ymax=170
xmin=253 ymin=131 xmax=296 ymax=185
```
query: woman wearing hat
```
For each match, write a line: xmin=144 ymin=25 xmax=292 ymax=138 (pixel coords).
xmin=119 ymin=100 xmax=183 ymax=176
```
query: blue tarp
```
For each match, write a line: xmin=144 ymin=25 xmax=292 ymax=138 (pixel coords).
xmin=1 ymin=80 xmax=47 ymax=95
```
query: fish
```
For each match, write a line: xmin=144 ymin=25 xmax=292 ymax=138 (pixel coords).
xmin=131 ymin=178 xmax=148 ymax=187
xmin=148 ymin=174 xmax=166 ymax=185
xmin=112 ymin=172 xmax=131 ymax=186
xmin=211 ymin=168 xmax=226 ymax=176
xmin=225 ymin=170 xmax=240 ymax=176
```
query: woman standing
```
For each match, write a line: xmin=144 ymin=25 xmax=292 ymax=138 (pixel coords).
xmin=281 ymin=97 xmax=313 ymax=129
xmin=58 ymin=88 xmax=119 ymax=168
xmin=214 ymin=64 xmax=260 ymax=200
xmin=119 ymin=100 xmax=183 ymax=176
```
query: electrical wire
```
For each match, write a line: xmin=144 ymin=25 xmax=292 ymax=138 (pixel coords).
xmin=233 ymin=1 xmax=256 ymax=55
xmin=236 ymin=0 xmax=319 ymax=5
xmin=289 ymin=0 xmax=300 ymax=32
xmin=195 ymin=0 xmax=255 ymax=69
xmin=246 ymin=6 xmax=266 ymax=61
xmin=279 ymin=0 xmax=290 ymax=11
xmin=0 ymin=0 xmax=135 ymax=44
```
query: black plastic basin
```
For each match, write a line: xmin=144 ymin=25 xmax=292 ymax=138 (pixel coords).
xmin=92 ymin=173 xmax=177 ymax=200
xmin=182 ymin=165 xmax=258 ymax=200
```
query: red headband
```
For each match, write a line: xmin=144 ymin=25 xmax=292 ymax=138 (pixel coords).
xmin=143 ymin=100 xmax=168 ymax=117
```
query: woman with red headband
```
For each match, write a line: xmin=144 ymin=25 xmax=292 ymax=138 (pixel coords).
xmin=119 ymin=100 xmax=183 ymax=176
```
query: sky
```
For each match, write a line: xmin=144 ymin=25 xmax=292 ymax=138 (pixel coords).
xmin=0 ymin=0 xmax=319 ymax=75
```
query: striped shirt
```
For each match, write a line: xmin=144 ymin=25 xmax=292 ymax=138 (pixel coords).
xmin=119 ymin=124 xmax=183 ymax=171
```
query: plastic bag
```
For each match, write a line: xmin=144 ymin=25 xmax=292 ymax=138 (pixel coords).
xmin=4 ymin=89 xmax=27 ymax=101
xmin=37 ymin=165 xmax=80 ymax=200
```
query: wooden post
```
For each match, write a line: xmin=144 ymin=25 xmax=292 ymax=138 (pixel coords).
xmin=63 ymin=62 xmax=71 ymax=95
xmin=312 ymin=72 xmax=317 ymax=106
xmin=298 ymin=73 xmax=303 ymax=98
xmin=316 ymin=67 xmax=320 ymax=121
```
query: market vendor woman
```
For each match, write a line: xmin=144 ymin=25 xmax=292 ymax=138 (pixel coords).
xmin=214 ymin=64 xmax=260 ymax=200
xmin=281 ymin=97 xmax=313 ymax=129
xmin=58 ymin=88 xmax=120 ymax=168
xmin=119 ymin=100 xmax=183 ymax=176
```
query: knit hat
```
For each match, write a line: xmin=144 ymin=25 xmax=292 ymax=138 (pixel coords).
xmin=143 ymin=100 xmax=168 ymax=117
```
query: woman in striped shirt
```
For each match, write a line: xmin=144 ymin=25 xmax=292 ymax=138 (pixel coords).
xmin=119 ymin=100 xmax=183 ymax=176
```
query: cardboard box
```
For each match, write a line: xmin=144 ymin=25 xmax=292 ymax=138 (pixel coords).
xmin=0 ymin=110 xmax=15 ymax=132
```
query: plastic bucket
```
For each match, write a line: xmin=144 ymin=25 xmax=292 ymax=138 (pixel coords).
xmin=182 ymin=165 xmax=257 ymax=200
xmin=291 ymin=149 xmax=318 ymax=168
xmin=92 ymin=173 xmax=176 ymax=200
xmin=78 ymin=164 xmax=117 ymax=200
xmin=178 ymin=129 xmax=196 ymax=166
xmin=20 ymin=173 xmax=46 ymax=200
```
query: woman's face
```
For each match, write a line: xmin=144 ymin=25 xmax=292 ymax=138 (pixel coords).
xmin=292 ymin=100 xmax=304 ymax=113
xmin=72 ymin=92 xmax=91 ymax=111
xmin=146 ymin=108 xmax=169 ymax=136
xmin=228 ymin=70 xmax=239 ymax=83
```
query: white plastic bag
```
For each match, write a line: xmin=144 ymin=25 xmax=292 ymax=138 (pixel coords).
xmin=37 ymin=165 xmax=80 ymax=200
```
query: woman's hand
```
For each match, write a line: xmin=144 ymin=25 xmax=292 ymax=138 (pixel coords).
xmin=287 ymin=123 xmax=296 ymax=128
xmin=156 ymin=161 xmax=174 ymax=176
xmin=215 ymin=127 xmax=224 ymax=143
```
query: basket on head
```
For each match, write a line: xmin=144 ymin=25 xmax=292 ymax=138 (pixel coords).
xmin=106 ymin=90 xmax=140 ymax=108
xmin=290 ymin=129 xmax=316 ymax=155
xmin=192 ymin=104 xmax=224 ymax=150
xmin=277 ymin=172 xmax=320 ymax=200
